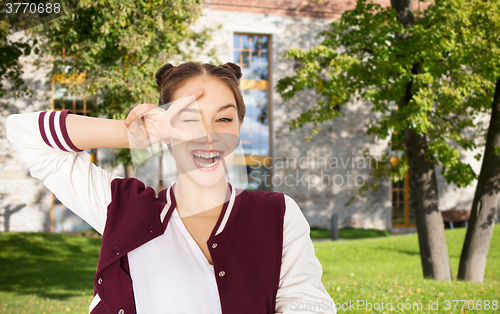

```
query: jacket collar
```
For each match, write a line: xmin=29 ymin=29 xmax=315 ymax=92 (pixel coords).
xmin=97 ymin=180 xmax=237 ymax=276
xmin=159 ymin=182 xmax=236 ymax=236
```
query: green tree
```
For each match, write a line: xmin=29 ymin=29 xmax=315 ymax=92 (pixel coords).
xmin=0 ymin=14 xmax=36 ymax=107
xmin=277 ymin=0 xmax=499 ymax=281
xmin=427 ymin=0 xmax=500 ymax=282
xmin=28 ymin=0 xmax=215 ymax=175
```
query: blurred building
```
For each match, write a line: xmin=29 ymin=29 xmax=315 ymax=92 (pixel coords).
xmin=0 ymin=0 xmax=489 ymax=233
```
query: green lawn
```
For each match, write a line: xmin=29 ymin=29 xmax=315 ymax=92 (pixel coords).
xmin=0 ymin=233 xmax=100 ymax=314
xmin=310 ymin=227 xmax=392 ymax=240
xmin=317 ymin=227 xmax=500 ymax=313
xmin=0 ymin=227 xmax=498 ymax=313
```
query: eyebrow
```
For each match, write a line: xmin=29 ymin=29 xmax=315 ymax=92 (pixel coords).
xmin=179 ymin=103 xmax=237 ymax=114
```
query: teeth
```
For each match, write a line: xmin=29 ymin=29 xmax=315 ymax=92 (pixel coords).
xmin=192 ymin=151 xmax=220 ymax=158
xmin=195 ymin=160 xmax=218 ymax=167
xmin=192 ymin=151 xmax=221 ymax=168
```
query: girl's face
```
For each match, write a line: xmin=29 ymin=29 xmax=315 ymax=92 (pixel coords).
xmin=169 ymin=76 xmax=241 ymax=188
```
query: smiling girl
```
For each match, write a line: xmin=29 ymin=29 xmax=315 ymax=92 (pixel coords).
xmin=6 ymin=62 xmax=336 ymax=314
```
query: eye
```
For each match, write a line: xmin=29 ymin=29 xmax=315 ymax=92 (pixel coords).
xmin=217 ymin=117 xmax=233 ymax=123
xmin=182 ymin=119 xmax=200 ymax=123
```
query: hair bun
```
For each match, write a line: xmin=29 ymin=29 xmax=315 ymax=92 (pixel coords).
xmin=221 ymin=62 xmax=242 ymax=80
xmin=155 ymin=63 xmax=175 ymax=90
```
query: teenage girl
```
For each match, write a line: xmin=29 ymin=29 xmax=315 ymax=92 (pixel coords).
xmin=6 ymin=62 xmax=337 ymax=314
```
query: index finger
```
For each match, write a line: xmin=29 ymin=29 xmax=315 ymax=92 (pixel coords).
xmin=160 ymin=86 xmax=205 ymax=120
xmin=125 ymin=104 xmax=162 ymax=126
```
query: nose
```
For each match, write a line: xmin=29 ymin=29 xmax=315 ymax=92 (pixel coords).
xmin=203 ymin=123 xmax=220 ymax=151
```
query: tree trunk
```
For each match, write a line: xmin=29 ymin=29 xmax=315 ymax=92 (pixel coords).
xmin=392 ymin=0 xmax=452 ymax=280
xmin=457 ymin=78 xmax=500 ymax=282
xmin=125 ymin=163 xmax=135 ymax=178
xmin=400 ymin=63 xmax=452 ymax=280
xmin=404 ymin=129 xmax=451 ymax=279
xmin=390 ymin=0 xmax=414 ymax=29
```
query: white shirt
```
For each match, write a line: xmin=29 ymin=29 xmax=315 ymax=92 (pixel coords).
xmin=6 ymin=111 xmax=337 ymax=314
xmin=128 ymin=204 xmax=222 ymax=314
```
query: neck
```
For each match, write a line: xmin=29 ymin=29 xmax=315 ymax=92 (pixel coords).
xmin=173 ymin=176 xmax=228 ymax=218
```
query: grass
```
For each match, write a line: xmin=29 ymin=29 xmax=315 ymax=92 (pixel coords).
xmin=310 ymin=227 xmax=392 ymax=240
xmin=0 ymin=233 xmax=100 ymax=314
xmin=0 ymin=227 xmax=498 ymax=313
xmin=317 ymin=227 xmax=500 ymax=313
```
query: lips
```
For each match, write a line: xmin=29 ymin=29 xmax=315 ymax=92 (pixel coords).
xmin=191 ymin=150 xmax=223 ymax=168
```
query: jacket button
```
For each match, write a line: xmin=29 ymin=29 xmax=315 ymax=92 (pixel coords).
xmin=212 ymin=243 xmax=217 ymax=249
xmin=98 ymin=277 xmax=103 ymax=285
xmin=118 ymin=309 xmax=124 ymax=314
xmin=218 ymin=271 xmax=225 ymax=277
xmin=149 ymin=225 xmax=158 ymax=234
xmin=112 ymin=246 xmax=121 ymax=255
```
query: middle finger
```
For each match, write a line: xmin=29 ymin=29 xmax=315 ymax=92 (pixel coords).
xmin=161 ymin=86 xmax=205 ymax=121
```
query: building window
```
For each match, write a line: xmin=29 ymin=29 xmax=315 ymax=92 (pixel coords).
xmin=51 ymin=56 xmax=97 ymax=115
xmin=389 ymin=104 xmax=416 ymax=228
xmin=390 ymin=156 xmax=416 ymax=228
xmin=233 ymin=34 xmax=272 ymax=191
xmin=49 ymin=53 xmax=96 ymax=233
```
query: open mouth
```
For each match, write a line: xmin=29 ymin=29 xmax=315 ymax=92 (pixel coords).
xmin=191 ymin=150 xmax=223 ymax=168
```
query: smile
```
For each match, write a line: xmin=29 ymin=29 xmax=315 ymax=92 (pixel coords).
xmin=190 ymin=150 xmax=223 ymax=169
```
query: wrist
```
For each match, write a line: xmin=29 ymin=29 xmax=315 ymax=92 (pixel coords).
xmin=121 ymin=121 xmax=131 ymax=149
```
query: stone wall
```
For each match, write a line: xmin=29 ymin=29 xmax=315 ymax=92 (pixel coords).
xmin=0 ymin=31 xmax=53 ymax=232
xmin=435 ymin=115 xmax=487 ymax=212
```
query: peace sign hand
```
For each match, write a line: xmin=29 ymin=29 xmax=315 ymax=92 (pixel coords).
xmin=124 ymin=87 xmax=206 ymax=149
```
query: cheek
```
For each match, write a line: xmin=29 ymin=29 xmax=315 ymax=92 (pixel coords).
xmin=228 ymin=125 xmax=240 ymax=136
xmin=225 ymin=119 xmax=241 ymax=135
xmin=170 ymin=140 xmax=189 ymax=154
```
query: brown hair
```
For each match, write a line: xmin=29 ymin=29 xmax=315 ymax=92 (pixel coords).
xmin=155 ymin=62 xmax=245 ymax=123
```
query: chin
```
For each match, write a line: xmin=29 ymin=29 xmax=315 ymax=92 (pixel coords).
xmin=182 ymin=170 xmax=226 ymax=188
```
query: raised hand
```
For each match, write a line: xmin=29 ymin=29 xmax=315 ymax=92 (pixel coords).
xmin=124 ymin=87 xmax=205 ymax=149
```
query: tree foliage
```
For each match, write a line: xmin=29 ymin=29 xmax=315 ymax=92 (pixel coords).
xmin=277 ymin=0 xmax=500 ymax=202
xmin=28 ymin=0 xmax=215 ymax=168
xmin=0 ymin=14 xmax=36 ymax=106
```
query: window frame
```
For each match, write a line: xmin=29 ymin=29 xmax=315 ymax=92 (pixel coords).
xmin=233 ymin=32 xmax=273 ymax=191
xmin=390 ymin=156 xmax=416 ymax=228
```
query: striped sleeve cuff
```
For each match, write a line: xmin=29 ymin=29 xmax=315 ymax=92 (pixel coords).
xmin=38 ymin=110 xmax=83 ymax=152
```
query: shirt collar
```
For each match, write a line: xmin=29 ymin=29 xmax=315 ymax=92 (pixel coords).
xmin=159 ymin=182 xmax=235 ymax=236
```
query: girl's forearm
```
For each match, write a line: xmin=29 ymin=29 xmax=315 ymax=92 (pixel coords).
xmin=66 ymin=114 xmax=130 ymax=150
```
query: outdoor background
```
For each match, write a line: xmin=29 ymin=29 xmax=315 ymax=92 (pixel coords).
xmin=1 ymin=0 xmax=499 ymax=313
